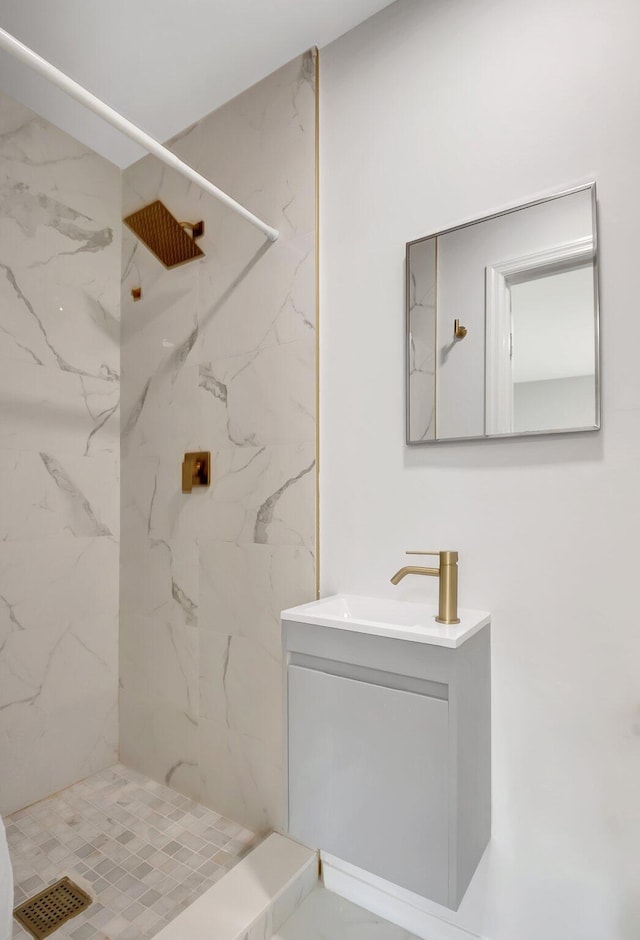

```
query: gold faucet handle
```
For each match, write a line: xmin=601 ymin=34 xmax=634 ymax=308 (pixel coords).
xmin=406 ymin=550 xmax=458 ymax=564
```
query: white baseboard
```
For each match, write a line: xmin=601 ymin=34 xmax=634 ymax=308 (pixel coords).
xmin=321 ymin=852 xmax=484 ymax=940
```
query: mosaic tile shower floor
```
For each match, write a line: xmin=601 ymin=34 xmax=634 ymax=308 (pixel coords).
xmin=5 ymin=764 xmax=258 ymax=940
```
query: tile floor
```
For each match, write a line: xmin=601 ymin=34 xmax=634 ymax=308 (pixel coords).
xmin=5 ymin=764 xmax=258 ymax=940
xmin=274 ymin=887 xmax=420 ymax=940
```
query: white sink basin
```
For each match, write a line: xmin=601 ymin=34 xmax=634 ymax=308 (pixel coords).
xmin=281 ymin=594 xmax=490 ymax=648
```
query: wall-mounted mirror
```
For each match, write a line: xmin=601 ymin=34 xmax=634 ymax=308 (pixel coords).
xmin=406 ymin=184 xmax=600 ymax=443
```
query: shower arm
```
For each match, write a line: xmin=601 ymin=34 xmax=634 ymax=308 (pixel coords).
xmin=0 ymin=27 xmax=280 ymax=243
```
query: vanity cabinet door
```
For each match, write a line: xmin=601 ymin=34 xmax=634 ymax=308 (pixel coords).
xmin=287 ymin=665 xmax=450 ymax=904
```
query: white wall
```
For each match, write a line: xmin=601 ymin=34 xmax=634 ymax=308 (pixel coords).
xmin=320 ymin=1 xmax=640 ymax=938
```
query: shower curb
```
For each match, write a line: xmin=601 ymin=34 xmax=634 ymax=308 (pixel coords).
xmin=153 ymin=832 xmax=318 ymax=940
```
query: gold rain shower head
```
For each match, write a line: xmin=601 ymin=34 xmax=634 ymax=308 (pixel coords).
xmin=123 ymin=200 xmax=205 ymax=269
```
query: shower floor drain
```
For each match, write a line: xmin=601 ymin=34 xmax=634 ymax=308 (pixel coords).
xmin=13 ymin=876 xmax=92 ymax=939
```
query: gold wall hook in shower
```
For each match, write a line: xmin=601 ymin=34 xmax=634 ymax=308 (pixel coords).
xmin=182 ymin=452 xmax=211 ymax=493
xmin=454 ymin=319 xmax=468 ymax=340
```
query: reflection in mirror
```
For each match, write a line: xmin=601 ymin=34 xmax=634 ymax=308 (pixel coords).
xmin=408 ymin=237 xmax=436 ymax=441
xmin=510 ymin=266 xmax=596 ymax=433
xmin=406 ymin=184 xmax=600 ymax=443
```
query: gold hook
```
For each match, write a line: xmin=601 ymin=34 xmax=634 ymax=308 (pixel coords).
xmin=454 ymin=319 xmax=468 ymax=340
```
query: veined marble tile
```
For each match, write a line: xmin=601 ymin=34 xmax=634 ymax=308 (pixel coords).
xmin=0 ymin=612 xmax=118 ymax=815
xmin=198 ymin=628 xmax=287 ymax=831
xmin=0 ymin=611 xmax=117 ymax=713
xmin=120 ymin=245 xmax=197 ymax=361
xmin=0 ymin=94 xmax=121 ymax=381
xmin=197 ymin=231 xmax=315 ymax=360
xmin=200 ymin=338 xmax=315 ymax=448
xmin=120 ymin=613 xmax=198 ymax=722
xmin=208 ymin=444 xmax=314 ymax=548
xmin=125 ymin=443 xmax=315 ymax=546
xmin=1 ymin=694 xmax=118 ymax=817
xmin=0 ymin=91 xmax=120 ymax=816
xmin=0 ymin=256 xmax=120 ymax=380
xmin=0 ymin=538 xmax=118 ymax=637
xmin=198 ymin=631 xmax=281 ymax=754
xmin=119 ymin=691 xmax=200 ymax=803
xmin=120 ymin=243 xmax=200 ymax=460
xmin=121 ymin=452 xmax=203 ymax=547
xmin=120 ymin=535 xmax=198 ymax=628
xmin=199 ymin=714 xmax=283 ymax=834
xmin=121 ymin=361 xmax=201 ymax=460
xmin=0 ymin=356 xmax=119 ymax=456
xmin=0 ymin=450 xmax=118 ymax=540
xmin=199 ymin=541 xmax=315 ymax=657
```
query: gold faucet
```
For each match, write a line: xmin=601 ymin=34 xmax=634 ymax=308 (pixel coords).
xmin=390 ymin=551 xmax=460 ymax=624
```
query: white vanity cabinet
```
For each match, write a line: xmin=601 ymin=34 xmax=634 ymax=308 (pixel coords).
xmin=282 ymin=596 xmax=491 ymax=911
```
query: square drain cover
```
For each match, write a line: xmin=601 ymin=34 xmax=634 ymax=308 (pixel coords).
xmin=14 ymin=876 xmax=92 ymax=939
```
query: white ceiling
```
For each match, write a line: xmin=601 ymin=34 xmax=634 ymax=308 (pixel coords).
xmin=0 ymin=0 xmax=394 ymax=167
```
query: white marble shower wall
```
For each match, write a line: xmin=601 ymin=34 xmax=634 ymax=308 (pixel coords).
xmin=0 ymin=92 xmax=121 ymax=815
xmin=120 ymin=52 xmax=317 ymax=833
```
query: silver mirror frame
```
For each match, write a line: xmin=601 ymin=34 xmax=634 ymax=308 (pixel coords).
xmin=405 ymin=182 xmax=601 ymax=444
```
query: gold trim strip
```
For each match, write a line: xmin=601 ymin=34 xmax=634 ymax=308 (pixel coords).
xmin=434 ymin=236 xmax=438 ymax=440
xmin=314 ymin=46 xmax=320 ymax=600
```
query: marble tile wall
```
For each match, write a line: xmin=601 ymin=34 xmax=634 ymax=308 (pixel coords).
xmin=120 ymin=52 xmax=317 ymax=833
xmin=0 ymin=92 xmax=121 ymax=815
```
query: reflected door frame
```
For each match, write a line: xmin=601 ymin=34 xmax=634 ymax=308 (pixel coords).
xmin=484 ymin=236 xmax=594 ymax=436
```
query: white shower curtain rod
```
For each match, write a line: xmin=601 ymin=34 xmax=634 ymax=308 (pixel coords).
xmin=0 ymin=27 xmax=280 ymax=242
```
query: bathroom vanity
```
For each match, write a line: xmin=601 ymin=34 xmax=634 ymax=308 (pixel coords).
xmin=281 ymin=595 xmax=491 ymax=911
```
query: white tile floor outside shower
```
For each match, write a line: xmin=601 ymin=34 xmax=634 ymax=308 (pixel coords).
xmin=273 ymin=887 xmax=420 ymax=940
xmin=5 ymin=764 xmax=258 ymax=940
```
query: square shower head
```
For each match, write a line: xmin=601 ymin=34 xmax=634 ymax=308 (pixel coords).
xmin=123 ymin=200 xmax=205 ymax=268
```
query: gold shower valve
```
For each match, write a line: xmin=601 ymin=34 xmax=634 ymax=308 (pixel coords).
xmin=182 ymin=452 xmax=211 ymax=493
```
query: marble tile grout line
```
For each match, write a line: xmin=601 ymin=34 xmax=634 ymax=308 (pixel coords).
xmin=5 ymin=763 xmax=259 ymax=940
